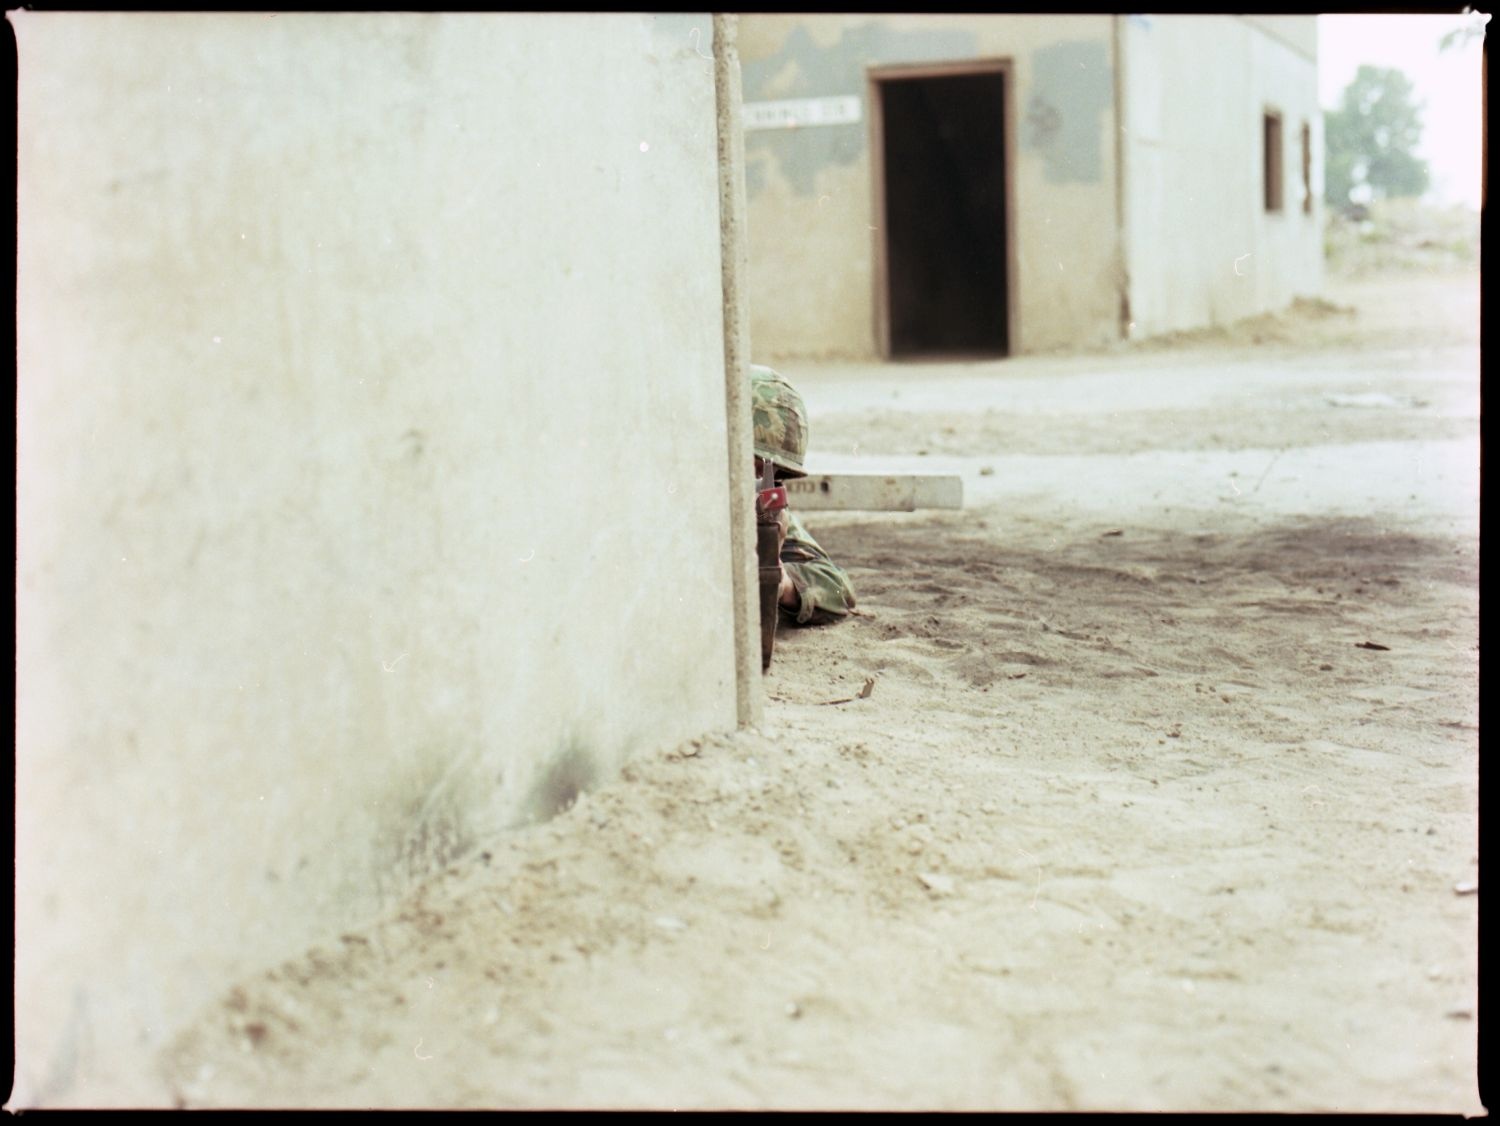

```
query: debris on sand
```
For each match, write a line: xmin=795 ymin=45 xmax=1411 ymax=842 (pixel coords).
xmin=917 ymin=872 xmax=955 ymax=896
xmin=818 ymin=676 xmax=877 ymax=706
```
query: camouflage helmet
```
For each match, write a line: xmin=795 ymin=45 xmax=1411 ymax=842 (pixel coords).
xmin=750 ymin=364 xmax=808 ymax=480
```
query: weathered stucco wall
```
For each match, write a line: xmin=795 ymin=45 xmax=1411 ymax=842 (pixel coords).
xmin=1120 ymin=14 xmax=1323 ymax=337
xmin=738 ymin=14 xmax=1120 ymax=359
xmin=14 ymin=11 xmax=737 ymax=1106
xmin=1240 ymin=14 xmax=1319 ymax=61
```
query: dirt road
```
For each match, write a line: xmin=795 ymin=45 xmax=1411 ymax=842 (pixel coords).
xmin=159 ymin=268 xmax=1481 ymax=1112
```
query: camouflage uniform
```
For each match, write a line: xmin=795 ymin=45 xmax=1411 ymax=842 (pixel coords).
xmin=750 ymin=363 xmax=856 ymax=626
xmin=780 ymin=509 xmax=856 ymax=626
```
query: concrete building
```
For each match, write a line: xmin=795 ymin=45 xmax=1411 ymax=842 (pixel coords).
xmin=13 ymin=11 xmax=759 ymax=1106
xmin=738 ymin=14 xmax=1324 ymax=359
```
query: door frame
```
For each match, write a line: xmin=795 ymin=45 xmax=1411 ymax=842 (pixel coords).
xmin=867 ymin=59 xmax=1019 ymax=359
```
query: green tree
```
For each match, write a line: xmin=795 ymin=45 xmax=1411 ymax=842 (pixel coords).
xmin=1438 ymin=20 xmax=1485 ymax=53
xmin=1324 ymin=65 xmax=1430 ymax=207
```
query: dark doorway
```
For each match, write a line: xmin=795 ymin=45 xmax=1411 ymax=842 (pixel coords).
xmin=877 ymin=69 xmax=1010 ymax=359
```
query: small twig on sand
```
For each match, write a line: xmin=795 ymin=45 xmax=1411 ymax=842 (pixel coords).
xmin=818 ymin=677 xmax=876 ymax=706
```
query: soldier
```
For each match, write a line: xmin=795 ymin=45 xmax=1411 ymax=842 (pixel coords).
xmin=751 ymin=364 xmax=857 ymax=626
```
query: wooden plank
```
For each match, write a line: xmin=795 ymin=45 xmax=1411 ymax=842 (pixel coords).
xmin=782 ymin=472 xmax=963 ymax=512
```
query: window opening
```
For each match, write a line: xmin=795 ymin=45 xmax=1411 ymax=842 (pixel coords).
xmin=1301 ymin=122 xmax=1313 ymax=213
xmin=1264 ymin=110 xmax=1284 ymax=212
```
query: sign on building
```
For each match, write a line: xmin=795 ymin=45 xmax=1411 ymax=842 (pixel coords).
xmin=742 ymin=95 xmax=862 ymax=131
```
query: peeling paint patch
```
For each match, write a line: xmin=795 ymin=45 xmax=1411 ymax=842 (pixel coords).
xmin=1024 ymin=40 xmax=1113 ymax=183
xmin=745 ymin=152 xmax=769 ymax=197
xmin=741 ymin=22 xmax=980 ymax=196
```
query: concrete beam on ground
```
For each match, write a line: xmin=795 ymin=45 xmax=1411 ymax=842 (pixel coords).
xmin=783 ymin=472 xmax=964 ymax=511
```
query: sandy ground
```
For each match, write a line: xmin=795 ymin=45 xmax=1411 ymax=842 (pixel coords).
xmin=157 ymin=268 xmax=1481 ymax=1112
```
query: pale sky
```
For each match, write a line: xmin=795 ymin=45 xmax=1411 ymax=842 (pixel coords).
xmin=1317 ymin=12 xmax=1488 ymax=208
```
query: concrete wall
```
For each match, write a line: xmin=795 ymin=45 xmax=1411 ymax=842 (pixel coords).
xmin=738 ymin=14 xmax=1122 ymax=359
xmin=1240 ymin=14 xmax=1319 ymax=61
xmin=1120 ymin=14 xmax=1323 ymax=337
xmin=13 ymin=11 xmax=739 ymax=1106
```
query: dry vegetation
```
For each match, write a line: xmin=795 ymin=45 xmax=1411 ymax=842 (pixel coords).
xmin=1323 ymin=198 xmax=1481 ymax=277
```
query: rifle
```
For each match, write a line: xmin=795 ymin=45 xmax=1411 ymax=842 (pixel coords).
xmin=755 ymin=460 xmax=788 ymax=672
